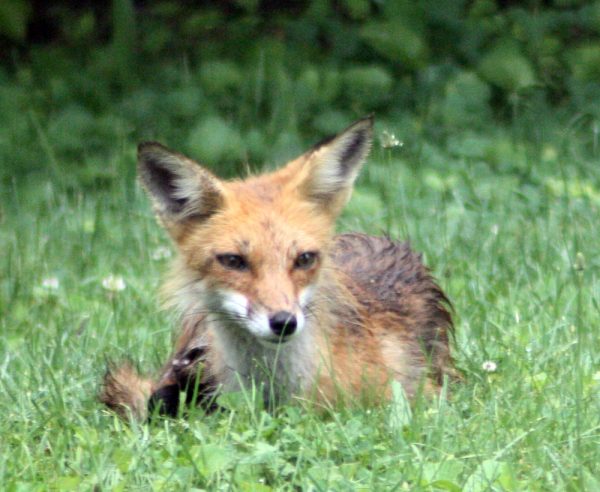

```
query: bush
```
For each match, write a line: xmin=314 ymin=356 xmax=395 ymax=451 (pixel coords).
xmin=1 ymin=0 xmax=599 ymax=178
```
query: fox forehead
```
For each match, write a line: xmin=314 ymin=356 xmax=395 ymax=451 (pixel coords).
xmin=177 ymin=175 xmax=332 ymax=264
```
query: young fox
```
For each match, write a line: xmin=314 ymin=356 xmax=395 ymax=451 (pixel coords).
xmin=101 ymin=116 xmax=453 ymax=420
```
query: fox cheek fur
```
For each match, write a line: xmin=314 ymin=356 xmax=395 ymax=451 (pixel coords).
xmin=100 ymin=116 xmax=455 ymax=421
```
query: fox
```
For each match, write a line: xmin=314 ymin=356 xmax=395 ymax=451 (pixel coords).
xmin=100 ymin=116 xmax=454 ymax=420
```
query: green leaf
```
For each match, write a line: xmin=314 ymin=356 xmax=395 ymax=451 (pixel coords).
xmin=422 ymin=459 xmax=464 ymax=486
xmin=568 ymin=44 xmax=600 ymax=83
xmin=360 ymin=21 xmax=428 ymax=69
xmin=440 ymin=71 xmax=491 ymax=128
xmin=478 ymin=41 xmax=536 ymax=91
xmin=238 ymin=482 xmax=273 ymax=492
xmin=241 ymin=441 xmax=279 ymax=465
xmin=187 ymin=116 xmax=244 ymax=164
xmin=583 ymin=467 xmax=600 ymax=490
xmin=234 ymin=0 xmax=260 ymax=13
xmin=342 ymin=65 xmax=393 ymax=107
xmin=429 ymin=479 xmax=463 ymax=492
xmin=199 ymin=60 xmax=243 ymax=96
xmin=112 ymin=448 xmax=133 ymax=474
xmin=341 ymin=0 xmax=371 ymax=20
xmin=50 ymin=476 xmax=81 ymax=491
xmin=0 ymin=0 xmax=31 ymax=42
xmin=192 ymin=443 xmax=235 ymax=477
xmin=463 ymin=460 xmax=510 ymax=492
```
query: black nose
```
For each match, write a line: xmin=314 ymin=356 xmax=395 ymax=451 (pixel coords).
xmin=269 ymin=311 xmax=297 ymax=337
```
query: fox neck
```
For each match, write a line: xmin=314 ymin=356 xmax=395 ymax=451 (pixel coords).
xmin=211 ymin=317 xmax=317 ymax=406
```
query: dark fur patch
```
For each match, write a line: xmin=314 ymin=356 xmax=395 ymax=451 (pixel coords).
xmin=148 ymin=345 xmax=218 ymax=418
xmin=148 ymin=383 xmax=180 ymax=417
xmin=330 ymin=233 xmax=453 ymax=382
xmin=143 ymin=159 xmax=188 ymax=213
xmin=339 ymin=130 xmax=366 ymax=175
xmin=183 ymin=373 xmax=220 ymax=412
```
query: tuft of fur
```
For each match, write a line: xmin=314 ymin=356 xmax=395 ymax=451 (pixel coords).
xmin=100 ymin=363 xmax=154 ymax=421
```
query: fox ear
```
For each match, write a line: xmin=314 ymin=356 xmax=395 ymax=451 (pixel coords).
xmin=300 ymin=116 xmax=373 ymax=215
xmin=137 ymin=143 xmax=224 ymax=231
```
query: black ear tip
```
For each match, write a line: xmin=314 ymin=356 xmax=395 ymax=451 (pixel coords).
xmin=348 ymin=114 xmax=375 ymax=134
xmin=359 ymin=113 xmax=375 ymax=127
xmin=138 ymin=141 xmax=167 ymax=157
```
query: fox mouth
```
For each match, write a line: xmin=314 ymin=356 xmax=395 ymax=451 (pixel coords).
xmin=257 ymin=335 xmax=295 ymax=348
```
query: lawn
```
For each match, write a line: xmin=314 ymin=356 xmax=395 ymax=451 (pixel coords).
xmin=2 ymin=3 xmax=600 ymax=485
xmin=2 ymin=95 xmax=599 ymax=490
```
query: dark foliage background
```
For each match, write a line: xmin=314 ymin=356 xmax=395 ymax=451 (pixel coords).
xmin=1 ymin=0 xmax=599 ymax=183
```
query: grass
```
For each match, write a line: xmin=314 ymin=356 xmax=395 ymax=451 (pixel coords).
xmin=1 ymin=85 xmax=600 ymax=490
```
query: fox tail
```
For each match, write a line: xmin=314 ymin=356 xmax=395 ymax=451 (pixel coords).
xmin=100 ymin=362 xmax=154 ymax=421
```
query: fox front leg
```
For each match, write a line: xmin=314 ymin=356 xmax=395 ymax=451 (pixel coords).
xmin=148 ymin=346 xmax=219 ymax=417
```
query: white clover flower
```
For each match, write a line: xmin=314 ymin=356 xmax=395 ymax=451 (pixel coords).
xmin=482 ymin=360 xmax=497 ymax=373
xmin=102 ymin=274 xmax=126 ymax=292
xmin=380 ymin=130 xmax=403 ymax=149
xmin=151 ymin=246 xmax=172 ymax=261
xmin=41 ymin=277 xmax=60 ymax=290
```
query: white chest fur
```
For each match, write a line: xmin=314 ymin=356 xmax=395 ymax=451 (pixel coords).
xmin=211 ymin=320 xmax=317 ymax=405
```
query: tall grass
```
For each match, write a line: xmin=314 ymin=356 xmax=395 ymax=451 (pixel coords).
xmin=1 ymin=84 xmax=600 ymax=490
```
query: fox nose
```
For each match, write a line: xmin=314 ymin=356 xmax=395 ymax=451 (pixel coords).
xmin=269 ymin=311 xmax=297 ymax=338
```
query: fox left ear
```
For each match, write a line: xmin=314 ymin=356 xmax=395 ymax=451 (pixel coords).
xmin=137 ymin=142 xmax=225 ymax=239
xmin=299 ymin=116 xmax=373 ymax=215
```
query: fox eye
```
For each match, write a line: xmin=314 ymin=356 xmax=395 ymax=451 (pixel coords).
xmin=294 ymin=252 xmax=318 ymax=270
xmin=216 ymin=254 xmax=249 ymax=271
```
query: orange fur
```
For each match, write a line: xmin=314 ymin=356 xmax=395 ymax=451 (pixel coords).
xmin=100 ymin=116 xmax=454 ymax=419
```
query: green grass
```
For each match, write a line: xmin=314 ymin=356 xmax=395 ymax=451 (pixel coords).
xmin=2 ymin=93 xmax=600 ymax=490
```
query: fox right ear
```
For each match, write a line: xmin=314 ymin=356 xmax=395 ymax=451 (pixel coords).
xmin=137 ymin=143 xmax=224 ymax=229
xmin=296 ymin=116 xmax=373 ymax=216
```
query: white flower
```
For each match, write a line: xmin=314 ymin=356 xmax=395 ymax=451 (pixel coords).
xmin=151 ymin=246 xmax=172 ymax=261
xmin=380 ymin=130 xmax=403 ymax=149
xmin=41 ymin=277 xmax=60 ymax=290
xmin=102 ymin=274 xmax=126 ymax=292
xmin=482 ymin=360 xmax=497 ymax=373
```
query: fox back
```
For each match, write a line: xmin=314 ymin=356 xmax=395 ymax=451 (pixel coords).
xmin=100 ymin=117 xmax=453 ymax=420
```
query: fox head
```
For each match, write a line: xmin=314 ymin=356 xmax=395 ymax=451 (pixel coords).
xmin=138 ymin=116 xmax=373 ymax=346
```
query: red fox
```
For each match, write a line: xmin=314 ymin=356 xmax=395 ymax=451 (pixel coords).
xmin=101 ymin=116 xmax=453 ymax=420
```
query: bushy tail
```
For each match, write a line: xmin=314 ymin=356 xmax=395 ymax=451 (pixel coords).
xmin=100 ymin=362 xmax=154 ymax=421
